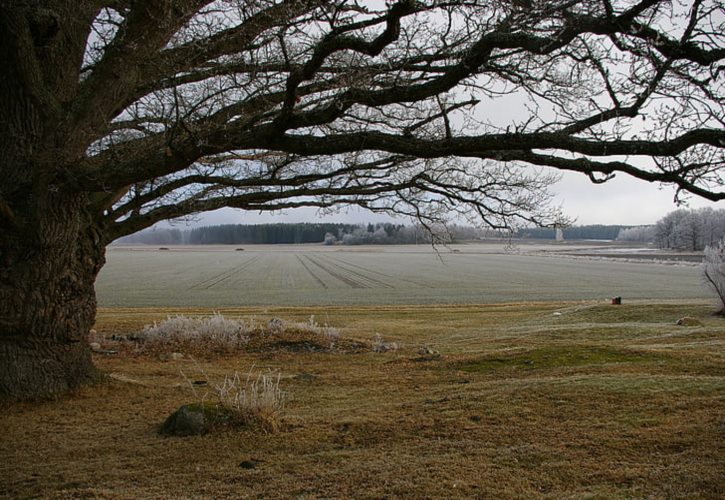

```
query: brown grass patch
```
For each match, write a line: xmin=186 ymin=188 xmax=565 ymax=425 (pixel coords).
xmin=1 ymin=301 xmax=723 ymax=498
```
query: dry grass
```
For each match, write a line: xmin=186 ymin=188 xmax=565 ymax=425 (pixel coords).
xmin=1 ymin=301 xmax=723 ymax=498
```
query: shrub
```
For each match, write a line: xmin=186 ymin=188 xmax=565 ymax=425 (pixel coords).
xmin=702 ymin=238 xmax=725 ymax=314
xmin=141 ymin=313 xmax=251 ymax=354
xmin=136 ymin=313 xmax=341 ymax=355
xmin=372 ymin=334 xmax=400 ymax=353
xmin=215 ymin=371 xmax=286 ymax=433
xmin=182 ymin=365 xmax=287 ymax=433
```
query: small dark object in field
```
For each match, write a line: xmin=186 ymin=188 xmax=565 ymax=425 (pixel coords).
xmin=192 ymin=380 xmax=208 ymax=386
xmin=469 ymin=415 xmax=482 ymax=423
xmin=235 ymin=248 xmax=244 ymax=251
xmin=294 ymin=372 xmax=316 ymax=383
xmin=611 ymin=296 xmax=622 ymax=305
xmin=158 ymin=247 xmax=170 ymax=251
xmin=413 ymin=353 xmax=442 ymax=362
xmin=523 ymin=359 xmax=534 ymax=366
xmin=239 ymin=459 xmax=263 ymax=469
xmin=91 ymin=348 xmax=117 ymax=355
xmin=676 ymin=317 xmax=703 ymax=327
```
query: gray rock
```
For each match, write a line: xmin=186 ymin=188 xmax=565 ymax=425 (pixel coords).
xmin=161 ymin=405 xmax=209 ymax=436
xmin=160 ymin=403 xmax=236 ymax=436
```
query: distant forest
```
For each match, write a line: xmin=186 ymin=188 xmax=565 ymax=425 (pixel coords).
xmin=115 ymin=222 xmax=638 ymax=245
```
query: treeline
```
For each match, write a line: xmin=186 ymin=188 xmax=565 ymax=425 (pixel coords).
xmin=652 ymin=208 xmax=725 ymax=251
xmin=325 ymin=223 xmax=482 ymax=245
xmin=190 ymin=223 xmax=360 ymax=244
xmin=114 ymin=222 xmax=643 ymax=246
xmin=114 ymin=211 xmax=725 ymax=248
xmin=115 ymin=222 xmax=480 ymax=245
xmin=518 ymin=225 xmax=627 ymax=241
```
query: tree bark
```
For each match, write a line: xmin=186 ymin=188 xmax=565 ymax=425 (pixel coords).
xmin=0 ymin=3 xmax=106 ymax=399
xmin=0 ymin=195 xmax=106 ymax=400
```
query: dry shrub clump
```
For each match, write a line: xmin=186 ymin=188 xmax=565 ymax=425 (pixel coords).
xmin=372 ymin=333 xmax=400 ymax=353
xmin=127 ymin=313 xmax=346 ymax=357
xmin=215 ymin=371 xmax=286 ymax=433
xmin=142 ymin=313 xmax=250 ymax=354
xmin=182 ymin=366 xmax=287 ymax=433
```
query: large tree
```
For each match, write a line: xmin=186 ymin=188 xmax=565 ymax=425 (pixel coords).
xmin=1 ymin=0 xmax=723 ymax=399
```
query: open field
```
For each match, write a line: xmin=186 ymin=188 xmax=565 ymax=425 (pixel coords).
xmin=97 ymin=243 xmax=709 ymax=307
xmin=4 ymin=243 xmax=722 ymax=498
xmin=2 ymin=302 xmax=723 ymax=498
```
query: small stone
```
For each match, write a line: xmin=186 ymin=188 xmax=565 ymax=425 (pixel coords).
xmin=161 ymin=404 xmax=237 ymax=437
xmin=161 ymin=405 xmax=208 ymax=436
xmin=171 ymin=352 xmax=184 ymax=360
xmin=676 ymin=317 xmax=703 ymax=327
xmin=89 ymin=342 xmax=101 ymax=351
xmin=418 ymin=346 xmax=439 ymax=355
xmin=552 ymin=312 xmax=562 ymax=316
xmin=89 ymin=329 xmax=97 ymax=336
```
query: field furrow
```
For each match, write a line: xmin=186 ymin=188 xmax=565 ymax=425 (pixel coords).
xmin=295 ymin=255 xmax=328 ymax=289
xmin=304 ymin=255 xmax=367 ymax=288
xmin=319 ymin=256 xmax=395 ymax=288
xmin=188 ymin=255 xmax=260 ymax=289
xmin=328 ymin=255 xmax=430 ymax=288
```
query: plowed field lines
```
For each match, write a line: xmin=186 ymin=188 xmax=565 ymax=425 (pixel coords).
xmin=303 ymin=255 xmax=367 ymax=288
xmin=295 ymin=255 xmax=328 ymax=289
xmin=188 ymin=256 xmax=260 ymax=290
xmin=319 ymin=257 xmax=395 ymax=288
xmin=327 ymin=256 xmax=430 ymax=288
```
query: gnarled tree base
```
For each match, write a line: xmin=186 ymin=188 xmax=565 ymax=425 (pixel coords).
xmin=0 ymin=339 xmax=100 ymax=400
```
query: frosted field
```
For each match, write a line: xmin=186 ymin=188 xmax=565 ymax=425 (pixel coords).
xmin=96 ymin=243 xmax=710 ymax=307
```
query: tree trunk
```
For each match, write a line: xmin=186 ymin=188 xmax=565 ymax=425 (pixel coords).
xmin=0 ymin=4 xmax=107 ymax=399
xmin=0 ymin=197 xmax=106 ymax=400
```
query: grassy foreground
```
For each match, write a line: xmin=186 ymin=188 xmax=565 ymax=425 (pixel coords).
xmin=2 ymin=301 xmax=723 ymax=498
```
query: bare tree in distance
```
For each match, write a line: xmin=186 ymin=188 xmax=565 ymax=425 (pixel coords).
xmin=702 ymin=238 xmax=725 ymax=315
xmin=1 ymin=0 xmax=723 ymax=399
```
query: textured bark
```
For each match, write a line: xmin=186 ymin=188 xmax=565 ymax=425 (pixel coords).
xmin=0 ymin=3 xmax=104 ymax=399
xmin=0 ymin=194 xmax=105 ymax=399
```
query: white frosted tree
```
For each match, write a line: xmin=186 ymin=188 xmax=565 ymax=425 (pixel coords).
xmin=702 ymin=238 xmax=725 ymax=315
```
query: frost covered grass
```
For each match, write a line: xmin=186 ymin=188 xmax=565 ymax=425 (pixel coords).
xmin=96 ymin=244 xmax=711 ymax=308
xmin=182 ymin=364 xmax=287 ymax=433
xmin=142 ymin=313 xmax=250 ymax=354
xmin=135 ymin=313 xmax=342 ymax=356
xmin=214 ymin=371 xmax=286 ymax=433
